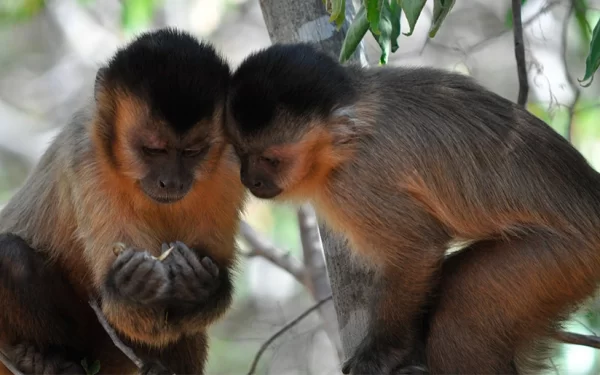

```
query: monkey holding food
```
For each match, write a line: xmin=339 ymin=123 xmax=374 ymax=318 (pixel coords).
xmin=224 ymin=43 xmax=600 ymax=374
xmin=0 ymin=28 xmax=245 ymax=374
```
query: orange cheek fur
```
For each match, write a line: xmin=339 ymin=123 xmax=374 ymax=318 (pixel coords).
xmin=274 ymin=127 xmax=351 ymax=203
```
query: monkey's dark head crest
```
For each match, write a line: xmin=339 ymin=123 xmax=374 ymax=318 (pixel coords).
xmin=227 ymin=43 xmax=357 ymax=140
xmin=99 ymin=27 xmax=231 ymax=135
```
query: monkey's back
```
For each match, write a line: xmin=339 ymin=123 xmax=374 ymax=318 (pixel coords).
xmin=344 ymin=66 xmax=600 ymax=242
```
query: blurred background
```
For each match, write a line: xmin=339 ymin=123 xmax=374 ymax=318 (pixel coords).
xmin=1 ymin=0 xmax=600 ymax=374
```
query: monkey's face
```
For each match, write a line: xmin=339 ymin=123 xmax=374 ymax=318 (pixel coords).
xmin=224 ymin=118 xmax=333 ymax=201
xmin=130 ymin=122 xmax=223 ymax=204
xmin=105 ymin=93 xmax=226 ymax=205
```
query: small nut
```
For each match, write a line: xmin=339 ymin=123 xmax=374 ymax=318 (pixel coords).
xmin=112 ymin=242 xmax=127 ymax=256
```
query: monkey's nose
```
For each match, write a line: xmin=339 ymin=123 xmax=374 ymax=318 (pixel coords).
xmin=159 ymin=179 xmax=185 ymax=191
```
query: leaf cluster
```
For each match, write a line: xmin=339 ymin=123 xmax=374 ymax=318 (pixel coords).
xmin=327 ymin=0 xmax=455 ymax=64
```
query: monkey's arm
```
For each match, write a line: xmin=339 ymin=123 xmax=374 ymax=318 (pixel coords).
xmin=342 ymin=252 xmax=440 ymax=374
xmin=0 ymin=233 xmax=88 ymax=375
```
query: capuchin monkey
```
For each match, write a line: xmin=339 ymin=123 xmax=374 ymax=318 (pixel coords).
xmin=224 ymin=43 xmax=600 ymax=374
xmin=0 ymin=28 xmax=246 ymax=374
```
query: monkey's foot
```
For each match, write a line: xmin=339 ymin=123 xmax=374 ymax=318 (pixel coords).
xmin=105 ymin=247 xmax=170 ymax=305
xmin=341 ymin=337 xmax=427 ymax=375
xmin=139 ymin=360 xmax=175 ymax=375
xmin=162 ymin=241 xmax=220 ymax=307
xmin=8 ymin=343 xmax=86 ymax=375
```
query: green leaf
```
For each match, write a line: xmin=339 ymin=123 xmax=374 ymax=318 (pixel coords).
xmin=574 ymin=0 xmax=591 ymax=44
xmin=121 ymin=0 xmax=156 ymax=33
xmin=365 ymin=0 xmax=383 ymax=35
xmin=429 ymin=0 xmax=455 ymax=38
xmin=0 ymin=0 xmax=45 ymax=24
xmin=88 ymin=360 xmax=101 ymax=375
xmin=339 ymin=4 xmax=369 ymax=63
xmin=505 ymin=0 xmax=527 ymax=29
xmin=390 ymin=0 xmax=402 ymax=52
xmin=579 ymin=17 xmax=600 ymax=87
xmin=328 ymin=0 xmax=346 ymax=30
xmin=400 ymin=0 xmax=426 ymax=36
xmin=375 ymin=0 xmax=393 ymax=64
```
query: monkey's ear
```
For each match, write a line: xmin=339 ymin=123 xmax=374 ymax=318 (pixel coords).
xmin=328 ymin=105 xmax=370 ymax=146
xmin=94 ymin=67 xmax=108 ymax=101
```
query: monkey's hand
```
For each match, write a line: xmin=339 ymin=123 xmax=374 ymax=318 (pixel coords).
xmin=104 ymin=247 xmax=170 ymax=305
xmin=8 ymin=343 xmax=86 ymax=375
xmin=341 ymin=335 xmax=428 ymax=375
xmin=161 ymin=241 xmax=220 ymax=308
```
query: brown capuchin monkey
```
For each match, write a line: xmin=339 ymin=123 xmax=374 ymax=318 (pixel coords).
xmin=224 ymin=43 xmax=600 ymax=374
xmin=0 ymin=28 xmax=246 ymax=375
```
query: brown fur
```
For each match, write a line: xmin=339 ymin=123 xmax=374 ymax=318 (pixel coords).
xmin=0 ymin=29 xmax=245 ymax=374
xmin=226 ymin=43 xmax=600 ymax=374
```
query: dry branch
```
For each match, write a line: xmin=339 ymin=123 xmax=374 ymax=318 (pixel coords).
xmin=563 ymin=0 xmax=581 ymax=142
xmin=512 ymin=0 xmax=529 ymax=106
xmin=247 ymin=295 xmax=333 ymax=375
xmin=240 ymin=217 xmax=343 ymax=358
xmin=240 ymin=220 xmax=306 ymax=283
xmin=88 ymin=300 xmax=146 ymax=369
xmin=297 ymin=205 xmax=343 ymax=359
xmin=555 ymin=331 xmax=600 ymax=349
xmin=0 ymin=349 xmax=24 ymax=375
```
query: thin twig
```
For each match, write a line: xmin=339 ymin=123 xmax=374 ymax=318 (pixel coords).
xmin=240 ymin=220 xmax=307 ymax=283
xmin=512 ymin=0 xmax=529 ymax=106
xmin=247 ymin=295 xmax=333 ymax=375
xmin=563 ymin=0 xmax=581 ymax=143
xmin=555 ymin=330 xmax=600 ymax=349
xmin=426 ymin=1 xmax=561 ymax=58
xmin=0 ymin=349 xmax=24 ymax=375
xmin=88 ymin=300 xmax=145 ymax=369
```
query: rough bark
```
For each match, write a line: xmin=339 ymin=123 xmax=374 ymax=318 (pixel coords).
xmin=257 ymin=0 xmax=372 ymax=362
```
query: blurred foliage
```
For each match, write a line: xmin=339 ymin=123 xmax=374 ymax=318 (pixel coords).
xmin=0 ymin=0 xmax=162 ymax=34
xmin=121 ymin=0 xmax=162 ymax=35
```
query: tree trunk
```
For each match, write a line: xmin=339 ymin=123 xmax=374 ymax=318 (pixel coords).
xmin=257 ymin=0 xmax=373 ymax=363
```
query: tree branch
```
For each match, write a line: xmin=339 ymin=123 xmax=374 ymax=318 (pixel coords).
xmin=555 ymin=331 xmax=600 ymax=349
xmin=0 ymin=349 xmax=24 ymax=375
xmin=563 ymin=0 xmax=581 ymax=143
xmin=240 ymin=216 xmax=343 ymax=359
xmin=297 ymin=205 xmax=343 ymax=360
xmin=240 ymin=220 xmax=307 ymax=284
xmin=512 ymin=0 xmax=529 ymax=106
xmin=247 ymin=295 xmax=333 ymax=375
xmin=88 ymin=300 xmax=145 ymax=369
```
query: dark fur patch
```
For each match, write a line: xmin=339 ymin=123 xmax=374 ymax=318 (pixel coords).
xmin=229 ymin=43 xmax=357 ymax=136
xmin=102 ymin=28 xmax=230 ymax=134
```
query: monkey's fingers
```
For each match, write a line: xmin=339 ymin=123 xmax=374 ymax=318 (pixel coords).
xmin=172 ymin=241 xmax=215 ymax=280
xmin=112 ymin=250 xmax=150 ymax=286
xmin=201 ymin=257 xmax=219 ymax=278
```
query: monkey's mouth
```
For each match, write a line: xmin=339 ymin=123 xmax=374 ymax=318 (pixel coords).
xmin=148 ymin=194 xmax=186 ymax=204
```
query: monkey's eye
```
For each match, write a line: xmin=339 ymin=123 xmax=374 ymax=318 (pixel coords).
xmin=182 ymin=146 xmax=209 ymax=158
xmin=142 ymin=147 xmax=167 ymax=156
xmin=259 ymin=156 xmax=280 ymax=168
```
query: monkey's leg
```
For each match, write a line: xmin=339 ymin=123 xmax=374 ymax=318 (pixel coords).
xmin=138 ymin=333 xmax=208 ymax=375
xmin=342 ymin=234 xmax=449 ymax=373
xmin=0 ymin=233 xmax=88 ymax=374
xmin=427 ymin=233 xmax=597 ymax=374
